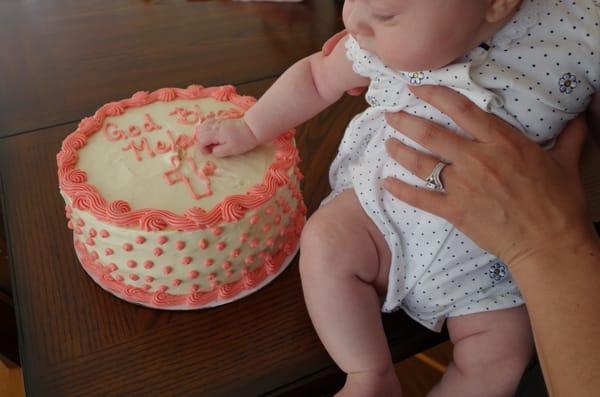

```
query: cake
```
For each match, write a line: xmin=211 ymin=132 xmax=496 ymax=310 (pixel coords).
xmin=57 ymin=85 xmax=306 ymax=309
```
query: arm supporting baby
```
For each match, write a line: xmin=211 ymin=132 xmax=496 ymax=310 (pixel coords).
xmin=383 ymin=85 xmax=600 ymax=397
xmin=195 ymin=36 xmax=368 ymax=157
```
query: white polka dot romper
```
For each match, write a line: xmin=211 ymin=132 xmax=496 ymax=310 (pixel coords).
xmin=323 ymin=0 xmax=600 ymax=331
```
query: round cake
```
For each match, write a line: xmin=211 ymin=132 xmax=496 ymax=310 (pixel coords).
xmin=57 ymin=85 xmax=306 ymax=309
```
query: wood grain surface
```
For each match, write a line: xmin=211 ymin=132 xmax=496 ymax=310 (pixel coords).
xmin=0 ymin=0 xmax=341 ymax=137
xmin=0 ymin=75 xmax=445 ymax=397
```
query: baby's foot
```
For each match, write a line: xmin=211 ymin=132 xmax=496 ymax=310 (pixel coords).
xmin=335 ymin=366 xmax=402 ymax=397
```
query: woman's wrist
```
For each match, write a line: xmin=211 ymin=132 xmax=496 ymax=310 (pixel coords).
xmin=507 ymin=226 xmax=600 ymax=278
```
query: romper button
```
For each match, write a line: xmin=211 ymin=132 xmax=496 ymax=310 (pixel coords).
xmin=489 ymin=262 xmax=508 ymax=281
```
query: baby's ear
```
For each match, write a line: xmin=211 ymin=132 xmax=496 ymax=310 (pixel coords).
xmin=485 ymin=0 xmax=522 ymax=23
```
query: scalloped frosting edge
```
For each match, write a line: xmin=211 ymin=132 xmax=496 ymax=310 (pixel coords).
xmin=57 ymin=85 xmax=301 ymax=231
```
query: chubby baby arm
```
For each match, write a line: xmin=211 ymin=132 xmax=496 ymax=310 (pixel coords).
xmin=195 ymin=36 xmax=369 ymax=158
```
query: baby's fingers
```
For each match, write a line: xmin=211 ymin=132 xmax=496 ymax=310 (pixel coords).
xmin=195 ymin=122 xmax=220 ymax=154
xmin=210 ymin=143 xmax=235 ymax=158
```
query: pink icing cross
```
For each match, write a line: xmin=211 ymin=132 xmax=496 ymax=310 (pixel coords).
xmin=162 ymin=153 xmax=216 ymax=201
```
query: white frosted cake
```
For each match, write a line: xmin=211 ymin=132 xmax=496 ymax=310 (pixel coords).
xmin=57 ymin=85 xmax=306 ymax=309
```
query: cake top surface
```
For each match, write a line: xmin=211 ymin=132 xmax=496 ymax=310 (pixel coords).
xmin=57 ymin=85 xmax=299 ymax=231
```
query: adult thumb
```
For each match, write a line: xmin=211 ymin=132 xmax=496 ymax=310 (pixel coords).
xmin=550 ymin=115 xmax=588 ymax=175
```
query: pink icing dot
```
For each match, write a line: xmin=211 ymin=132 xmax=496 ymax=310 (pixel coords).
xmin=142 ymin=284 xmax=152 ymax=291
xmin=143 ymin=260 xmax=154 ymax=269
xmin=67 ymin=221 xmax=74 ymax=230
xmin=86 ymin=237 xmax=95 ymax=246
xmin=88 ymin=228 xmax=97 ymax=237
xmin=266 ymin=206 xmax=274 ymax=215
xmin=250 ymin=215 xmax=259 ymax=225
xmin=190 ymin=284 xmax=200 ymax=292
xmin=105 ymin=248 xmax=114 ymax=256
xmin=208 ymin=273 xmax=217 ymax=281
xmin=262 ymin=224 xmax=271 ymax=233
xmin=222 ymin=261 xmax=231 ymax=270
xmin=145 ymin=275 xmax=155 ymax=283
xmin=172 ymin=279 xmax=182 ymax=287
xmin=188 ymin=270 xmax=199 ymax=279
xmin=225 ymin=270 xmax=234 ymax=278
xmin=265 ymin=237 xmax=275 ymax=247
xmin=157 ymin=236 xmax=168 ymax=245
xmin=115 ymin=275 xmax=124 ymax=282
xmin=135 ymin=236 xmax=146 ymax=244
xmin=76 ymin=219 xmax=85 ymax=227
xmin=239 ymin=233 xmax=249 ymax=243
xmin=274 ymin=215 xmax=282 ymax=224
xmin=153 ymin=247 xmax=164 ymax=257
xmin=100 ymin=229 xmax=110 ymax=238
xmin=230 ymin=248 xmax=241 ymax=258
xmin=108 ymin=263 xmax=118 ymax=272
xmin=163 ymin=266 xmax=173 ymax=275
xmin=244 ymin=256 xmax=255 ymax=265
xmin=216 ymin=242 xmax=227 ymax=251
xmin=123 ymin=243 xmax=133 ymax=252
xmin=75 ymin=227 xmax=83 ymax=235
xmin=198 ymin=239 xmax=208 ymax=249
xmin=211 ymin=227 xmax=224 ymax=236
xmin=159 ymin=285 xmax=169 ymax=292
xmin=250 ymin=239 xmax=259 ymax=248
xmin=90 ymin=251 xmax=99 ymax=260
xmin=175 ymin=241 xmax=186 ymax=250
xmin=129 ymin=274 xmax=139 ymax=281
xmin=181 ymin=256 xmax=193 ymax=265
xmin=127 ymin=260 xmax=137 ymax=268
xmin=204 ymin=258 xmax=214 ymax=267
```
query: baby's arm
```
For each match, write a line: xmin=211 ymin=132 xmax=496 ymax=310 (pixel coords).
xmin=196 ymin=36 xmax=369 ymax=157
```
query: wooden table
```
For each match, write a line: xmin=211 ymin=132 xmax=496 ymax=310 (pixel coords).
xmin=0 ymin=1 xmax=446 ymax=396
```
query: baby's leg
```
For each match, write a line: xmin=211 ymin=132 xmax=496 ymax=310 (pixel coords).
xmin=299 ymin=190 xmax=400 ymax=397
xmin=428 ymin=306 xmax=534 ymax=397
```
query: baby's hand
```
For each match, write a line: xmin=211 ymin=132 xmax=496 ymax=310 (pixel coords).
xmin=195 ymin=118 xmax=259 ymax=158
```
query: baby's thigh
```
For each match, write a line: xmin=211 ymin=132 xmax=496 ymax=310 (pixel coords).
xmin=299 ymin=190 xmax=391 ymax=293
xmin=448 ymin=306 xmax=534 ymax=381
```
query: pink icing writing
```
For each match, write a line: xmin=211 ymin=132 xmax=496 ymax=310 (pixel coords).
xmin=162 ymin=154 xmax=215 ymax=201
xmin=122 ymin=138 xmax=156 ymax=161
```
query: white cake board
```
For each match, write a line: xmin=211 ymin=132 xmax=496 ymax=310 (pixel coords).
xmin=82 ymin=243 xmax=300 ymax=310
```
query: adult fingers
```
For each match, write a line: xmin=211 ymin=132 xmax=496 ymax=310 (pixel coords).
xmin=550 ymin=115 xmax=588 ymax=176
xmin=409 ymin=85 xmax=523 ymax=145
xmin=382 ymin=177 xmax=449 ymax=219
xmin=385 ymin=138 xmax=447 ymax=182
xmin=385 ymin=111 xmax=471 ymax=162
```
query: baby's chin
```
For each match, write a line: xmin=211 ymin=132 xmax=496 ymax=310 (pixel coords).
xmin=384 ymin=55 xmax=460 ymax=73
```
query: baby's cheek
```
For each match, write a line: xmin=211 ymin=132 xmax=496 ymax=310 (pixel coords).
xmin=381 ymin=38 xmax=459 ymax=72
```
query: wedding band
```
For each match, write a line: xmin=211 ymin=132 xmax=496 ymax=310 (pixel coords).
xmin=424 ymin=162 xmax=447 ymax=192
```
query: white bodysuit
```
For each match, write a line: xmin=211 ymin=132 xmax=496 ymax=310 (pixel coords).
xmin=323 ymin=0 xmax=600 ymax=331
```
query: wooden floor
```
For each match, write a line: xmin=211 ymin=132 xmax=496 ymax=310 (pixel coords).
xmin=1 ymin=341 xmax=451 ymax=397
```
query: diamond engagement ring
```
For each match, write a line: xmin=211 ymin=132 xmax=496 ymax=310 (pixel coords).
xmin=424 ymin=162 xmax=447 ymax=192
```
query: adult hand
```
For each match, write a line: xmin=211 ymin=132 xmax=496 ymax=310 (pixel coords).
xmin=382 ymin=85 xmax=593 ymax=269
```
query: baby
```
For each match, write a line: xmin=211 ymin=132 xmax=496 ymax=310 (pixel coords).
xmin=197 ymin=0 xmax=600 ymax=396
